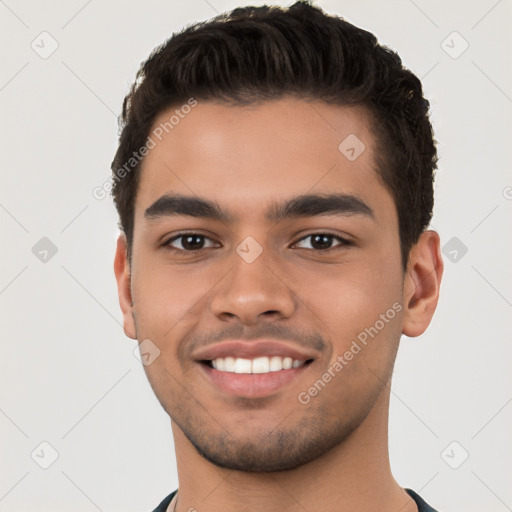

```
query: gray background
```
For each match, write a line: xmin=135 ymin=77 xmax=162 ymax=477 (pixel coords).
xmin=1 ymin=0 xmax=511 ymax=511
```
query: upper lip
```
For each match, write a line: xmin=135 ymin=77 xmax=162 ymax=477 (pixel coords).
xmin=192 ymin=340 xmax=318 ymax=362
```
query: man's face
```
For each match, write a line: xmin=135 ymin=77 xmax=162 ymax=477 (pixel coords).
xmin=121 ymin=97 xmax=407 ymax=471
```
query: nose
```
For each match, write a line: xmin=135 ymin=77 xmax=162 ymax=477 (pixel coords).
xmin=209 ymin=245 xmax=297 ymax=326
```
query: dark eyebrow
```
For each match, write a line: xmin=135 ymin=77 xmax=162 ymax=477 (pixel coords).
xmin=144 ymin=193 xmax=374 ymax=223
xmin=266 ymin=193 xmax=374 ymax=222
xmin=144 ymin=194 xmax=233 ymax=222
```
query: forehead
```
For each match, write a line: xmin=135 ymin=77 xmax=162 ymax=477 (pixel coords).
xmin=134 ymin=97 xmax=393 ymax=223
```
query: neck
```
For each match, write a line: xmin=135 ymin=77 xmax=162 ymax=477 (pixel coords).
xmin=169 ymin=384 xmax=417 ymax=512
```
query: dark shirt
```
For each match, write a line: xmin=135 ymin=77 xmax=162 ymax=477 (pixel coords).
xmin=150 ymin=487 xmax=439 ymax=511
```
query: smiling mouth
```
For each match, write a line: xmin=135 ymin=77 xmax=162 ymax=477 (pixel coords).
xmin=201 ymin=356 xmax=314 ymax=374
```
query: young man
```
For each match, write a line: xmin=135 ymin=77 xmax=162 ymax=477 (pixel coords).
xmin=112 ymin=2 xmax=444 ymax=511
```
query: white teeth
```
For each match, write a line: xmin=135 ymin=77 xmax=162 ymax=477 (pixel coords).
xmin=252 ymin=356 xmax=270 ymax=373
xmin=209 ymin=356 xmax=307 ymax=374
xmin=224 ymin=357 xmax=236 ymax=372
xmin=269 ymin=356 xmax=283 ymax=372
xmin=234 ymin=358 xmax=252 ymax=373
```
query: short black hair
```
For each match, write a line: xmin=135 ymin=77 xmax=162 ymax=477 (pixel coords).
xmin=111 ymin=0 xmax=438 ymax=269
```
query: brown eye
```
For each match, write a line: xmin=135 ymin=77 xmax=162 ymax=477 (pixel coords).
xmin=294 ymin=233 xmax=350 ymax=251
xmin=165 ymin=233 xmax=217 ymax=251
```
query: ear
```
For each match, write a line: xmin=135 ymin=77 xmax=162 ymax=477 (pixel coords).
xmin=114 ymin=233 xmax=137 ymax=340
xmin=402 ymin=230 xmax=444 ymax=337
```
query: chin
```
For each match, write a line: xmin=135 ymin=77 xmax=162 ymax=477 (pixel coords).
xmin=178 ymin=415 xmax=356 ymax=473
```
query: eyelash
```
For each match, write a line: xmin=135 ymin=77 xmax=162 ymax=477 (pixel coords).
xmin=162 ymin=232 xmax=352 ymax=253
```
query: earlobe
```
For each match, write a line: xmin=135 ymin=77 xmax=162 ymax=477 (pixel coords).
xmin=402 ymin=230 xmax=444 ymax=338
xmin=113 ymin=233 xmax=137 ymax=340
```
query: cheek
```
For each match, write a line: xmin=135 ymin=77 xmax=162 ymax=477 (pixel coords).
xmin=297 ymin=256 xmax=402 ymax=328
xmin=301 ymin=269 xmax=403 ymax=414
xmin=130 ymin=255 xmax=205 ymax=346
xmin=130 ymin=259 xmax=203 ymax=404
xmin=295 ymin=254 xmax=403 ymax=368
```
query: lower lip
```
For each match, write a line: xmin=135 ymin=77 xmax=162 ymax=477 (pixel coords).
xmin=197 ymin=362 xmax=312 ymax=398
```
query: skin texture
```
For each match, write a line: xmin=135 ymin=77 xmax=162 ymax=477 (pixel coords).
xmin=114 ymin=97 xmax=443 ymax=512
